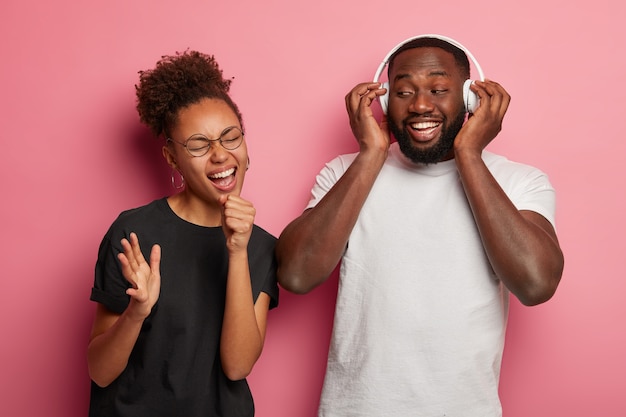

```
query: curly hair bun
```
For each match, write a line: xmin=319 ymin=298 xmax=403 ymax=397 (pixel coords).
xmin=135 ymin=50 xmax=242 ymax=138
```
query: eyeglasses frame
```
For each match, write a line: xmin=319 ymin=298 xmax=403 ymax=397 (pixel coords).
xmin=167 ymin=126 xmax=245 ymax=157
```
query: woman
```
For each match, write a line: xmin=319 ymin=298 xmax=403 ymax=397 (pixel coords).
xmin=87 ymin=50 xmax=278 ymax=417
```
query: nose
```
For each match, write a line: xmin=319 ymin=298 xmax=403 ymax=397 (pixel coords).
xmin=408 ymin=91 xmax=434 ymax=114
xmin=208 ymin=142 xmax=229 ymax=163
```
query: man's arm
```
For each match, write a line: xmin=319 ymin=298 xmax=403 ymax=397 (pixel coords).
xmin=276 ymin=83 xmax=389 ymax=294
xmin=455 ymin=80 xmax=564 ymax=305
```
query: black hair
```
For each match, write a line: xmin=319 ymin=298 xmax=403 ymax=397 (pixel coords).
xmin=387 ymin=37 xmax=471 ymax=79
xmin=135 ymin=50 xmax=243 ymax=138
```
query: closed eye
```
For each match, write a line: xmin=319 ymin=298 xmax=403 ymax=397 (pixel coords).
xmin=187 ymin=139 xmax=212 ymax=151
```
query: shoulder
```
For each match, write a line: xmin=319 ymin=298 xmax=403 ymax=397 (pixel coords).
xmin=483 ymin=151 xmax=545 ymax=174
xmin=311 ymin=152 xmax=360 ymax=190
xmin=114 ymin=198 xmax=168 ymax=225
xmin=482 ymin=151 xmax=551 ymax=185
xmin=483 ymin=151 xmax=557 ymax=224
xmin=102 ymin=198 xmax=170 ymax=242
xmin=321 ymin=151 xmax=359 ymax=174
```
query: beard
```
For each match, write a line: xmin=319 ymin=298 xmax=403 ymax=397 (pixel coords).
xmin=390 ymin=110 xmax=466 ymax=164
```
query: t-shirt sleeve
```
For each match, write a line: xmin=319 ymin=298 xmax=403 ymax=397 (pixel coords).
xmin=250 ymin=227 xmax=280 ymax=310
xmin=90 ymin=224 xmax=131 ymax=314
xmin=513 ymin=169 xmax=557 ymax=229
xmin=306 ymin=153 xmax=356 ymax=210
xmin=488 ymin=154 xmax=558 ymax=229
xmin=260 ymin=255 xmax=279 ymax=310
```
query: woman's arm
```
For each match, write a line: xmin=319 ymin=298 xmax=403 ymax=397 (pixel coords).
xmin=219 ymin=195 xmax=271 ymax=380
xmin=87 ymin=233 xmax=161 ymax=387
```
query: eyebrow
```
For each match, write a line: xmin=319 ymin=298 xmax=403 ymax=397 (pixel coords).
xmin=393 ymin=70 xmax=451 ymax=82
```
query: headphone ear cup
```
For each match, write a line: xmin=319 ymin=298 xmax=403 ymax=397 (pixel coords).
xmin=379 ymin=82 xmax=390 ymax=114
xmin=463 ymin=79 xmax=479 ymax=113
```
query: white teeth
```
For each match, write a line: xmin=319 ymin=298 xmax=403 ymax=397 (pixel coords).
xmin=411 ymin=122 xmax=439 ymax=129
xmin=209 ymin=167 xmax=235 ymax=179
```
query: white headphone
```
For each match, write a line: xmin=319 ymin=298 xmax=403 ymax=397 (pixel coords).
xmin=373 ymin=34 xmax=485 ymax=114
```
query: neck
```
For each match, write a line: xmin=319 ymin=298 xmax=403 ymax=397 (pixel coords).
xmin=167 ymin=192 xmax=222 ymax=227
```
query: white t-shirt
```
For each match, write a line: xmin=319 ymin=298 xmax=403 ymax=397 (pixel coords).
xmin=307 ymin=143 xmax=556 ymax=417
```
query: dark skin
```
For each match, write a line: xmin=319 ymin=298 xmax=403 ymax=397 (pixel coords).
xmin=276 ymin=47 xmax=563 ymax=306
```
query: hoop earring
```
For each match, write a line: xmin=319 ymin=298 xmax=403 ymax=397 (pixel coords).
xmin=246 ymin=157 xmax=250 ymax=171
xmin=171 ymin=170 xmax=185 ymax=189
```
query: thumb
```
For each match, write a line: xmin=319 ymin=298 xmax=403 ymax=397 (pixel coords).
xmin=380 ymin=113 xmax=388 ymax=130
xmin=219 ymin=195 xmax=228 ymax=217
xmin=219 ymin=195 xmax=230 ymax=235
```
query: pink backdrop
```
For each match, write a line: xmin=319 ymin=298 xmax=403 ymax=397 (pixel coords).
xmin=1 ymin=0 xmax=624 ymax=415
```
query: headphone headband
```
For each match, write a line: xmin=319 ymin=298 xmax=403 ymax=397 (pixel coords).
xmin=373 ymin=34 xmax=485 ymax=114
xmin=373 ymin=34 xmax=485 ymax=83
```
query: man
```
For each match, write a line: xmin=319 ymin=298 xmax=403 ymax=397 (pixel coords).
xmin=276 ymin=36 xmax=564 ymax=416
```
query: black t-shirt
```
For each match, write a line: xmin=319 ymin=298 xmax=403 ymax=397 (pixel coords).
xmin=89 ymin=198 xmax=279 ymax=417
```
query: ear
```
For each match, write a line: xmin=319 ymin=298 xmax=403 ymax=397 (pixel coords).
xmin=162 ymin=144 xmax=178 ymax=170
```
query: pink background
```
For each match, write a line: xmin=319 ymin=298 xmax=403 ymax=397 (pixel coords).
xmin=1 ymin=0 xmax=624 ymax=415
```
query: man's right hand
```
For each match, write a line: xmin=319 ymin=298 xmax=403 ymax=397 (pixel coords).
xmin=345 ymin=82 xmax=391 ymax=155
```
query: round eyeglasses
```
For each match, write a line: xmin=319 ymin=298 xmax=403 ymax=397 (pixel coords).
xmin=167 ymin=126 xmax=244 ymax=157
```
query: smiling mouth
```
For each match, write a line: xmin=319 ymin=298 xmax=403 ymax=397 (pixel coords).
xmin=410 ymin=121 xmax=440 ymax=131
xmin=408 ymin=121 xmax=441 ymax=142
xmin=209 ymin=167 xmax=235 ymax=180
xmin=208 ymin=167 xmax=236 ymax=189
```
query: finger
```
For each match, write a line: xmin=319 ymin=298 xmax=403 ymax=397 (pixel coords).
xmin=223 ymin=195 xmax=256 ymax=219
xmin=346 ymin=82 xmax=385 ymax=113
xmin=128 ymin=232 xmax=147 ymax=266
xmin=484 ymin=83 xmax=509 ymax=119
xmin=126 ymin=287 xmax=140 ymax=298
xmin=490 ymin=82 xmax=511 ymax=119
xmin=358 ymin=89 xmax=384 ymax=111
xmin=149 ymin=244 xmax=162 ymax=288
xmin=149 ymin=244 xmax=161 ymax=274
xmin=359 ymin=84 xmax=386 ymax=104
xmin=472 ymin=81 xmax=501 ymax=116
xmin=117 ymin=252 xmax=133 ymax=277
xmin=222 ymin=198 xmax=254 ymax=235
xmin=225 ymin=219 xmax=253 ymax=237
xmin=379 ymin=113 xmax=391 ymax=141
xmin=380 ymin=113 xmax=388 ymax=130
xmin=125 ymin=286 xmax=148 ymax=304
xmin=118 ymin=252 xmax=138 ymax=289
xmin=479 ymin=80 xmax=510 ymax=106
xmin=218 ymin=194 xmax=228 ymax=228
xmin=220 ymin=197 xmax=249 ymax=239
xmin=378 ymin=117 xmax=392 ymax=148
xmin=120 ymin=237 xmax=139 ymax=271
xmin=471 ymin=80 xmax=489 ymax=100
xmin=349 ymin=82 xmax=382 ymax=99
xmin=220 ymin=194 xmax=254 ymax=211
xmin=223 ymin=210 xmax=255 ymax=233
